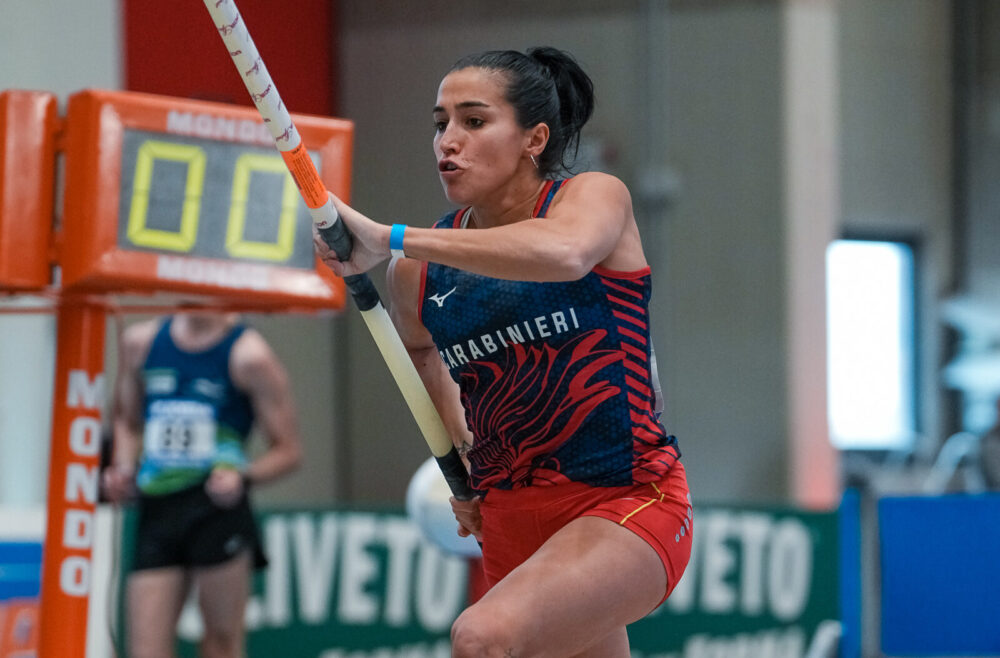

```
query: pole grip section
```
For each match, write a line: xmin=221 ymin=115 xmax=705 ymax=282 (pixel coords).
xmin=343 ymin=274 xmax=381 ymax=312
xmin=315 ymin=215 xmax=354 ymax=261
xmin=309 ymin=201 xmax=381 ymax=310
xmin=309 ymin=201 xmax=379 ymax=309
xmin=436 ymin=447 xmax=476 ymax=501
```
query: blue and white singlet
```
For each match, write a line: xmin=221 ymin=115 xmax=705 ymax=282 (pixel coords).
xmin=136 ymin=319 xmax=253 ymax=495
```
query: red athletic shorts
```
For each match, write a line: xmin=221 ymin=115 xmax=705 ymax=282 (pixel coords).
xmin=478 ymin=461 xmax=692 ymax=606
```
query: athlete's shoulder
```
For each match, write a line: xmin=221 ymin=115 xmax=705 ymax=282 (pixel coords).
xmin=230 ymin=327 xmax=288 ymax=392
xmin=123 ymin=317 xmax=163 ymax=342
xmin=121 ymin=317 xmax=165 ymax=369
xmin=550 ymin=172 xmax=632 ymax=221
xmin=563 ymin=171 xmax=630 ymax=199
xmin=230 ymin=326 xmax=276 ymax=369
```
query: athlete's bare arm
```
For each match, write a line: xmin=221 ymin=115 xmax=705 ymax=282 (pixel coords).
xmin=105 ymin=319 xmax=160 ymax=502
xmin=387 ymin=256 xmax=482 ymax=540
xmin=228 ymin=329 xmax=302 ymax=486
xmin=318 ymin=172 xmax=647 ymax=281
xmin=387 ymin=256 xmax=476 ymax=457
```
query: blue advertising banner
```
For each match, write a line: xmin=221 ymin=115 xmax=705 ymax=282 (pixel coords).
xmin=0 ymin=541 xmax=42 ymax=656
xmin=880 ymin=494 xmax=1000 ymax=655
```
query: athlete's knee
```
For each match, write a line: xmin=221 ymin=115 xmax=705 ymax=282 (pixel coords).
xmin=200 ymin=624 xmax=244 ymax=658
xmin=451 ymin=605 xmax=519 ymax=658
xmin=127 ymin=625 xmax=175 ymax=658
xmin=128 ymin=642 xmax=169 ymax=658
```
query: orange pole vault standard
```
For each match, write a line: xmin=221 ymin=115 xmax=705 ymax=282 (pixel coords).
xmin=37 ymin=298 xmax=106 ymax=658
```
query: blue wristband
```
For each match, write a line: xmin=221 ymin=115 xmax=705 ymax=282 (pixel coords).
xmin=389 ymin=223 xmax=407 ymax=259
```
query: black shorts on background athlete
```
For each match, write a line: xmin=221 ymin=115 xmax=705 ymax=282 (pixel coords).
xmin=132 ymin=484 xmax=267 ymax=571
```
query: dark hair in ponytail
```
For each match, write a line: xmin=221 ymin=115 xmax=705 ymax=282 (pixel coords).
xmin=450 ymin=47 xmax=595 ymax=177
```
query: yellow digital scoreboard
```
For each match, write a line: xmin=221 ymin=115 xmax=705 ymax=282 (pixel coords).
xmin=1 ymin=88 xmax=352 ymax=310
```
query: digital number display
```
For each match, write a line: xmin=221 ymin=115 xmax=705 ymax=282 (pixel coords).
xmin=118 ymin=130 xmax=316 ymax=269
xmin=59 ymin=89 xmax=353 ymax=310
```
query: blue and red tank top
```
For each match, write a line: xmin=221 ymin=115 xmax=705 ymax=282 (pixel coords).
xmin=136 ymin=319 xmax=254 ymax=495
xmin=419 ymin=179 xmax=680 ymax=491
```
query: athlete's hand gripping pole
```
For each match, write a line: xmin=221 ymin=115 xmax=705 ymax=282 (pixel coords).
xmin=202 ymin=0 xmax=475 ymax=501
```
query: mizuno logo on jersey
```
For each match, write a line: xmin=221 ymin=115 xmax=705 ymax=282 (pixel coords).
xmin=428 ymin=287 xmax=458 ymax=307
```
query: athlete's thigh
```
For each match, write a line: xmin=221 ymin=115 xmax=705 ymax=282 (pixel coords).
xmin=475 ymin=515 xmax=665 ymax=657
xmin=126 ymin=566 xmax=190 ymax=656
xmin=569 ymin=628 xmax=630 ymax=658
xmin=194 ymin=551 xmax=252 ymax=635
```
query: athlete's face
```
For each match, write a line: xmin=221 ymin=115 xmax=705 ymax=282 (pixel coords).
xmin=433 ymin=67 xmax=533 ymax=205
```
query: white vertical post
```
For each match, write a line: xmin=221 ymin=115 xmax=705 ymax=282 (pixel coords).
xmin=783 ymin=0 xmax=841 ymax=509
xmin=0 ymin=298 xmax=56 ymax=505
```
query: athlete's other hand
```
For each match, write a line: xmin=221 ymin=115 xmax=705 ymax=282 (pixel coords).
xmin=312 ymin=192 xmax=391 ymax=277
xmin=450 ymin=495 xmax=483 ymax=542
xmin=101 ymin=465 xmax=136 ymax=503
xmin=205 ymin=466 xmax=244 ymax=508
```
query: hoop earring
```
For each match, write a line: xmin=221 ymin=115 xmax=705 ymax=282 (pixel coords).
xmin=529 ymin=154 xmax=539 ymax=169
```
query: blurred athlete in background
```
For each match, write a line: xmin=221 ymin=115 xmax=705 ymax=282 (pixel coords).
xmin=103 ymin=310 xmax=301 ymax=658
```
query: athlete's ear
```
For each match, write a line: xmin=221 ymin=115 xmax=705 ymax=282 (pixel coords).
xmin=525 ymin=122 xmax=549 ymax=160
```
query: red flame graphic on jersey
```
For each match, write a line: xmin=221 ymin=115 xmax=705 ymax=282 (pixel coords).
xmin=461 ymin=330 xmax=621 ymax=489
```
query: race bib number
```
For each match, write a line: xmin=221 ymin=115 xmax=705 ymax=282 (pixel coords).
xmin=143 ymin=399 xmax=217 ymax=468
